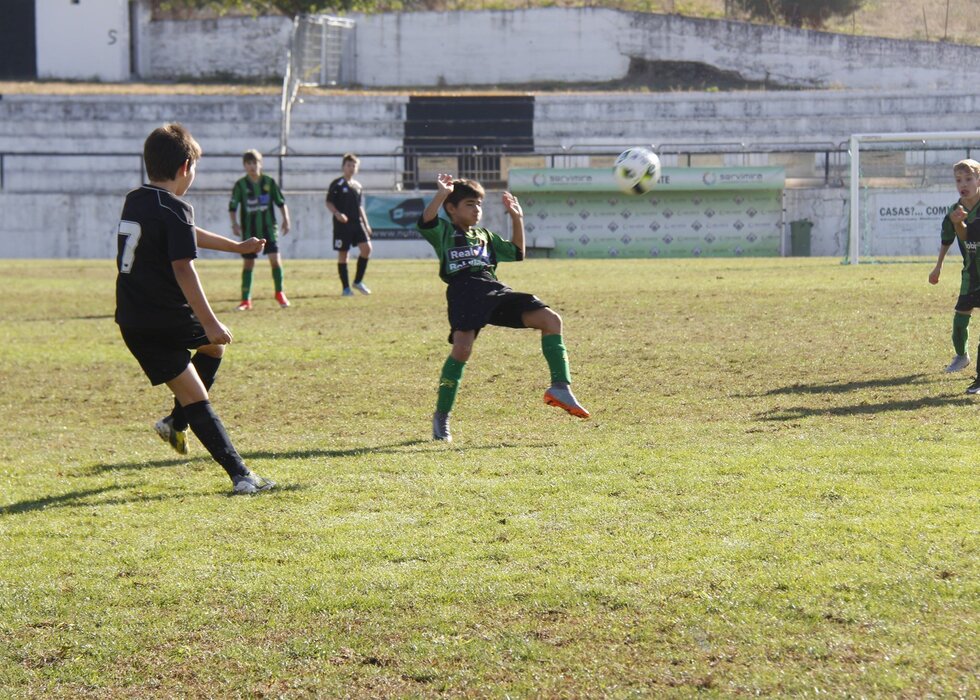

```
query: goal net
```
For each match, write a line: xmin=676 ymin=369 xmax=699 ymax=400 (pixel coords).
xmin=847 ymin=131 xmax=980 ymax=264
xmin=279 ymin=14 xmax=355 ymax=158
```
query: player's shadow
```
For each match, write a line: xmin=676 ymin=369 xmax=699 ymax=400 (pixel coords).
xmin=748 ymin=373 xmax=932 ymax=398
xmin=0 ymin=484 xmax=199 ymax=516
xmin=758 ymin=394 xmax=974 ymax=422
xmin=242 ymin=439 xmax=559 ymax=460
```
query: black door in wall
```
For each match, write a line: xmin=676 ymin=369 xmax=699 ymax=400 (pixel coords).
xmin=0 ymin=0 xmax=37 ymax=79
xmin=404 ymin=96 xmax=535 ymax=189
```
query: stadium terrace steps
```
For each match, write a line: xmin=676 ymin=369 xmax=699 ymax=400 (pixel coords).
xmin=2 ymin=89 xmax=979 ymax=193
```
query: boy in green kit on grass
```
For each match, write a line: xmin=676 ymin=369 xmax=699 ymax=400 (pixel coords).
xmin=229 ymin=149 xmax=291 ymax=310
xmin=930 ymin=159 xmax=980 ymax=375
xmin=417 ymin=173 xmax=590 ymax=442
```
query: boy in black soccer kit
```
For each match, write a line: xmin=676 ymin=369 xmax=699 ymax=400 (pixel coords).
xmin=930 ymin=159 xmax=980 ymax=375
xmin=116 ymin=123 xmax=274 ymax=494
xmin=325 ymin=153 xmax=373 ymax=296
xmin=417 ymin=173 xmax=589 ymax=442
xmin=229 ymin=149 xmax=291 ymax=310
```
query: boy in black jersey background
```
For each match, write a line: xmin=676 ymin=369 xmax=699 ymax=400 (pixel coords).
xmin=325 ymin=153 xmax=373 ymax=296
xmin=115 ymin=123 xmax=274 ymax=494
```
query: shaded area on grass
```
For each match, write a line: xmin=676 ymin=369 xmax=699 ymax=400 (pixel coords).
xmin=758 ymin=394 xmax=974 ymax=421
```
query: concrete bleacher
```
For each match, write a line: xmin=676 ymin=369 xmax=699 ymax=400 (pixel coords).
xmin=3 ymin=88 xmax=980 ymax=194
xmin=0 ymin=93 xmax=408 ymax=193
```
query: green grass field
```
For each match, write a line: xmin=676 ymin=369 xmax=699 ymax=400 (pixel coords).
xmin=0 ymin=257 xmax=976 ymax=698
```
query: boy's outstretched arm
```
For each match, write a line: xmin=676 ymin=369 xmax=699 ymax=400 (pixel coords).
xmin=172 ymin=258 xmax=232 ymax=345
xmin=503 ymin=191 xmax=525 ymax=257
xmin=196 ymin=226 xmax=265 ymax=255
xmin=421 ymin=173 xmax=454 ymax=224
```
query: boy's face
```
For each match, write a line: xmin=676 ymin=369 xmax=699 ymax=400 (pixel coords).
xmin=342 ymin=160 xmax=358 ymax=179
xmin=955 ymin=169 xmax=980 ymax=200
xmin=175 ymin=160 xmax=196 ymax=196
xmin=447 ymin=197 xmax=483 ymax=229
xmin=244 ymin=158 xmax=261 ymax=179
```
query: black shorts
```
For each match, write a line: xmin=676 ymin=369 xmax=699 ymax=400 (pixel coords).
xmin=119 ymin=320 xmax=209 ymax=386
xmin=333 ymin=226 xmax=369 ymax=252
xmin=955 ymin=289 xmax=980 ymax=313
xmin=445 ymin=275 xmax=548 ymax=343
xmin=242 ymin=233 xmax=279 ymax=259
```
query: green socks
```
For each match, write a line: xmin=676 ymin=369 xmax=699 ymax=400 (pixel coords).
xmin=436 ymin=356 xmax=466 ymax=414
xmin=953 ymin=313 xmax=970 ymax=356
xmin=272 ymin=266 xmax=284 ymax=293
xmin=241 ymin=269 xmax=254 ymax=301
xmin=435 ymin=336 xmax=569 ymax=414
xmin=542 ymin=334 xmax=571 ymax=385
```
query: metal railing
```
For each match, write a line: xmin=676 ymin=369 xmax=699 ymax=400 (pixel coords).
xmin=6 ymin=141 xmax=966 ymax=194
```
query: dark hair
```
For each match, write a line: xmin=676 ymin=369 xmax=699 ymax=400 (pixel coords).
xmin=444 ymin=179 xmax=485 ymax=212
xmin=243 ymin=149 xmax=262 ymax=164
xmin=143 ymin=123 xmax=202 ymax=182
xmin=342 ymin=153 xmax=360 ymax=166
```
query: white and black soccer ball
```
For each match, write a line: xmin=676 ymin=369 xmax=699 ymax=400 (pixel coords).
xmin=613 ymin=147 xmax=662 ymax=195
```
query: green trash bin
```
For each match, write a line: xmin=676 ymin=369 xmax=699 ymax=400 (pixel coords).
xmin=790 ymin=219 xmax=812 ymax=256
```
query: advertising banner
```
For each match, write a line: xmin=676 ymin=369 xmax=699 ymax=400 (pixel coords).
xmin=868 ymin=191 xmax=951 ymax=256
xmin=364 ymin=193 xmax=430 ymax=239
xmin=508 ymin=166 xmax=786 ymax=193
xmin=511 ymin=167 xmax=785 ymax=258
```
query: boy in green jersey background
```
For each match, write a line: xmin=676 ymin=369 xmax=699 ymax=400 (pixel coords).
xmin=229 ymin=150 xmax=291 ymax=310
xmin=930 ymin=159 xmax=980 ymax=375
xmin=417 ymin=173 xmax=589 ymax=442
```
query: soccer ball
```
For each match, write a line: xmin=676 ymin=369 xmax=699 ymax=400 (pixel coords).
xmin=613 ymin=147 xmax=662 ymax=195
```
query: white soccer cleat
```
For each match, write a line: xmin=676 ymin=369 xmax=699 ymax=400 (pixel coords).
xmin=945 ymin=354 xmax=971 ymax=373
xmin=232 ymin=472 xmax=276 ymax=495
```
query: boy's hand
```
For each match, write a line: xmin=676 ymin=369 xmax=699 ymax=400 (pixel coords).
xmin=951 ymin=205 xmax=968 ymax=224
xmin=929 ymin=267 xmax=941 ymax=285
xmin=436 ymin=173 xmax=455 ymax=195
xmin=334 ymin=212 xmax=349 ymax=224
xmin=281 ymin=219 xmax=290 ymax=235
xmin=239 ymin=237 xmax=265 ymax=255
xmin=204 ymin=320 xmax=233 ymax=346
xmin=232 ymin=223 xmax=242 ymax=237
xmin=503 ymin=191 xmax=523 ymax=218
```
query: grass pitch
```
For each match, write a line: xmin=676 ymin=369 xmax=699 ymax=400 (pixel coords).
xmin=0 ymin=257 xmax=976 ymax=698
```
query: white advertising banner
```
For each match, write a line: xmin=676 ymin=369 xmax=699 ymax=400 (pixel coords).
xmin=869 ymin=191 xmax=953 ymax=256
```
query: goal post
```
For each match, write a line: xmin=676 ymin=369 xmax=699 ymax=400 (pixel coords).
xmin=279 ymin=14 xmax=355 ymax=168
xmin=848 ymin=131 xmax=980 ymax=264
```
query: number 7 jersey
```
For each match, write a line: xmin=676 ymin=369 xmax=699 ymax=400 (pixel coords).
xmin=115 ymin=185 xmax=199 ymax=328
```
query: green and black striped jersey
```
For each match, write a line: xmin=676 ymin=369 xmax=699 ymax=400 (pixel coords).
xmin=229 ymin=174 xmax=285 ymax=238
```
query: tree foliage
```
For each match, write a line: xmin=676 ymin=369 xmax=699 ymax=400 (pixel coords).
xmin=154 ymin=0 xmax=370 ymax=17
xmin=731 ymin=0 xmax=865 ymax=28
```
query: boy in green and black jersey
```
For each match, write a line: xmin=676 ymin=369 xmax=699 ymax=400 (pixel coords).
xmin=229 ymin=150 xmax=291 ymax=310
xmin=417 ymin=174 xmax=589 ymax=442
xmin=930 ymin=159 xmax=980 ymax=378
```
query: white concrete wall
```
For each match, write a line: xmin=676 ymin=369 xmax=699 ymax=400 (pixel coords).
xmin=135 ymin=8 xmax=980 ymax=91
xmin=36 ymin=0 xmax=131 ymax=81
xmin=0 ymin=187 xmax=880 ymax=260
xmin=0 ymin=191 xmax=512 ymax=260
xmin=142 ymin=15 xmax=291 ymax=81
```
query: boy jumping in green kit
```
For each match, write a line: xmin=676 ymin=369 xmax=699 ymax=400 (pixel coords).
xmin=417 ymin=173 xmax=589 ymax=442
xmin=930 ymin=159 xmax=980 ymax=374
xmin=229 ymin=149 xmax=291 ymax=310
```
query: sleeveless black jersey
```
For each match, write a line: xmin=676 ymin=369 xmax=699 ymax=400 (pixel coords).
xmin=326 ymin=176 xmax=365 ymax=234
xmin=114 ymin=185 xmax=198 ymax=328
